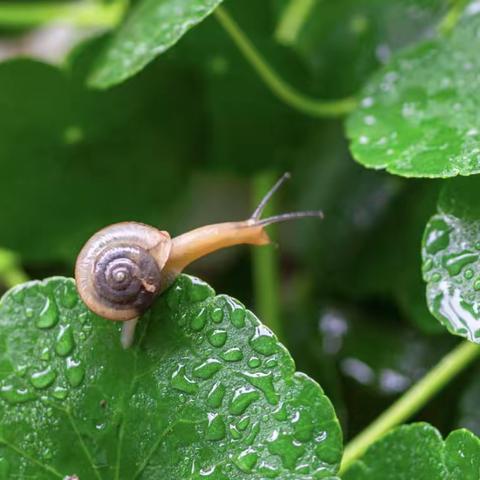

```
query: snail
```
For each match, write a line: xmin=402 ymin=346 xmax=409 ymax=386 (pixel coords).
xmin=75 ymin=173 xmax=322 ymax=348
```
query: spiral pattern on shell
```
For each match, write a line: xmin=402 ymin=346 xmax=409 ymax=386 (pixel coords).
xmin=75 ymin=222 xmax=172 ymax=321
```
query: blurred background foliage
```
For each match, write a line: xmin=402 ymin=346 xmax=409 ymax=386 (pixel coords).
xmin=0 ymin=0 xmax=476 ymax=444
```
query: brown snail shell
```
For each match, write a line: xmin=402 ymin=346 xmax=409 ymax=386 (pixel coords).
xmin=75 ymin=222 xmax=171 ymax=321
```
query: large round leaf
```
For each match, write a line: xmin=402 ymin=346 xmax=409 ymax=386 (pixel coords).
xmin=422 ymin=177 xmax=480 ymax=341
xmin=0 ymin=275 xmax=342 ymax=478
xmin=344 ymin=423 xmax=480 ymax=479
xmin=346 ymin=12 xmax=480 ymax=178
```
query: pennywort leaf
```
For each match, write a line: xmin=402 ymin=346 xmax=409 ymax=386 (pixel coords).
xmin=422 ymin=177 xmax=480 ymax=342
xmin=346 ymin=11 xmax=480 ymax=178
xmin=90 ymin=0 xmax=224 ymax=88
xmin=0 ymin=275 xmax=342 ymax=479
xmin=343 ymin=423 xmax=480 ymax=479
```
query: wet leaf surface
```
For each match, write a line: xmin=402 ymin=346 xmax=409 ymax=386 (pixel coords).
xmin=344 ymin=423 xmax=480 ymax=479
xmin=90 ymin=0 xmax=225 ymax=88
xmin=346 ymin=11 xmax=480 ymax=178
xmin=422 ymin=177 xmax=480 ymax=342
xmin=0 ymin=275 xmax=342 ymax=479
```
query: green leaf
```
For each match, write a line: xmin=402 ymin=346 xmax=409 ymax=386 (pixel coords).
xmin=422 ymin=176 xmax=480 ymax=342
xmin=343 ymin=423 xmax=480 ymax=479
xmin=0 ymin=275 xmax=342 ymax=478
xmin=273 ymin=0 xmax=448 ymax=99
xmin=0 ymin=41 xmax=203 ymax=263
xmin=90 ymin=0 xmax=225 ymax=88
xmin=346 ymin=12 xmax=480 ymax=178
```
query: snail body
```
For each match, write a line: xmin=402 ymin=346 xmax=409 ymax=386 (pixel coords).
xmin=75 ymin=173 xmax=323 ymax=347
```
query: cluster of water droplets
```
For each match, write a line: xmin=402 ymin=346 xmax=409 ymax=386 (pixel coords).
xmin=0 ymin=279 xmax=90 ymax=408
xmin=423 ymin=215 xmax=480 ymax=340
xmin=162 ymin=276 xmax=340 ymax=478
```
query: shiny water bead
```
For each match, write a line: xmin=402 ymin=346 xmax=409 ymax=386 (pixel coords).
xmin=30 ymin=366 xmax=57 ymax=389
xmin=235 ymin=448 xmax=258 ymax=473
xmin=55 ymin=324 xmax=75 ymax=357
xmin=210 ymin=306 xmax=224 ymax=323
xmin=207 ymin=382 xmax=226 ymax=408
xmin=36 ymin=297 xmax=59 ymax=329
xmin=250 ymin=325 xmax=277 ymax=356
xmin=221 ymin=348 xmax=243 ymax=362
xmin=188 ymin=277 xmax=214 ymax=302
xmin=171 ymin=365 xmax=198 ymax=394
xmin=190 ymin=308 xmax=207 ymax=331
xmin=205 ymin=412 xmax=226 ymax=441
xmin=243 ymin=372 xmax=278 ymax=405
xmin=65 ymin=357 xmax=85 ymax=388
xmin=193 ymin=359 xmax=223 ymax=379
xmin=229 ymin=387 xmax=260 ymax=415
xmin=207 ymin=329 xmax=228 ymax=348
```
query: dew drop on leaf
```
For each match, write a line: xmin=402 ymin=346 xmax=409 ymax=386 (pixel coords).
xmin=65 ymin=357 xmax=85 ymax=388
xmin=55 ymin=324 xmax=75 ymax=357
xmin=35 ymin=297 xmax=59 ymax=329
xmin=207 ymin=329 xmax=227 ymax=347
xmin=229 ymin=386 xmax=260 ymax=415
xmin=30 ymin=366 xmax=57 ymax=390
xmin=171 ymin=364 xmax=198 ymax=394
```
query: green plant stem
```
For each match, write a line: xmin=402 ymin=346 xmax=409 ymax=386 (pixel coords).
xmin=214 ymin=6 xmax=357 ymax=118
xmin=0 ymin=1 xmax=126 ymax=28
xmin=275 ymin=0 xmax=317 ymax=45
xmin=339 ymin=340 xmax=480 ymax=474
xmin=439 ymin=0 xmax=468 ymax=34
xmin=251 ymin=172 xmax=283 ymax=342
xmin=0 ymin=249 xmax=29 ymax=288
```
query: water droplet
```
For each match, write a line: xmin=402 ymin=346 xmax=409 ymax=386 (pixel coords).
xmin=207 ymin=382 xmax=225 ymax=408
xmin=229 ymin=386 xmax=260 ymax=415
xmin=229 ymin=423 xmax=242 ymax=440
xmin=268 ymin=433 xmax=305 ymax=471
xmin=36 ymin=297 xmax=59 ymax=329
xmin=55 ymin=324 xmax=75 ymax=357
xmin=40 ymin=348 xmax=51 ymax=362
xmin=0 ymin=384 xmax=36 ymax=404
xmin=193 ymin=359 xmax=223 ymax=379
xmin=66 ymin=357 xmax=85 ymax=388
xmin=424 ymin=219 xmax=450 ymax=254
xmin=178 ymin=312 xmax=187 ymax=327
xmin=52 ymin=386 xmax=68 ymax=400
xmin=465 ymin=269 xmax=474 ymax=280
xmin=248 ymin=357 xmax=261 ymax=368
xmin=205 ymin=412 xmax=226 ymax=441
xmin=59 ymin=282 xmax=78 ymax=309
xmin=210 ymin=306 xmax=224 ymax=323
xmin=442 ymin=252 xmax=478 ymax=276
xmin=30 ymin=366 xmax=56 ymax=389
xmin=265 ymin=358 xmax=278 ymax=368
xmin=475 ymin=279 xmax=480 ymax=291
xmin=225 ymin=298 xmax=246 ymax=328
xmin=244 ymin=421 xmax=260 ymax=446
xmin=221 ymin=348 xmax=243 ymax=362
xmin=242 ymin=372 xmax=278 ymax=405
xmin=273 ymin=402 xmax=288 ymax=421
xmin=171 ymin=365 xmax=198 ymax=394
xmin=207 ymin=329 xmax=227 ymax=347
xmin=167 ymin=285 xmax=182 ymax=310
xmin=430 ymin=272 xmax=441 ymax=282
xmin=234 ymin=448 xmax=258 ymax=473
xmin=237 ymin=416 xmax=250 ymax=431
xmin=422 ymin=258 xmax=433 ymax=273
xmin=250 ymin=325 xmax=277 ymax=356
xmin=190 ymin=308 xmax=207 ymax=331
xmin=188 ymin=277 xmax=213 ymax=302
